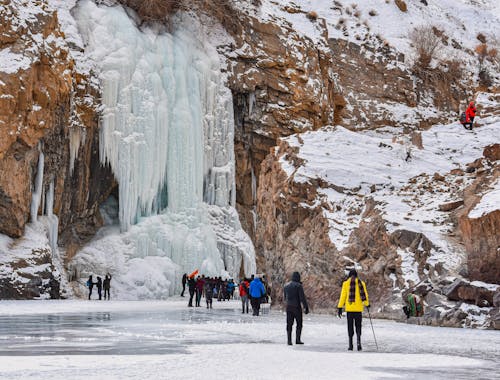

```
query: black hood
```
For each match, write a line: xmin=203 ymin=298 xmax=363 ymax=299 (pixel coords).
xmin=291 ymin=272 xmax=301 ymax=282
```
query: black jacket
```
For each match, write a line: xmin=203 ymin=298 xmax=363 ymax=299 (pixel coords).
xmin=187 ymin=277 xmax=196 ymax=291
xmin=284 ymin=272 xmax=308 ymax=310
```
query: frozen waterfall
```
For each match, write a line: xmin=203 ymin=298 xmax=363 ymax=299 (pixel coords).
xmin=71 ymin=1 xmax=255 ymax=299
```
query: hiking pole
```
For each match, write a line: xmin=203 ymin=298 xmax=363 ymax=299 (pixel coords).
xmin=367 ymin=308 xmax=379 ymax=351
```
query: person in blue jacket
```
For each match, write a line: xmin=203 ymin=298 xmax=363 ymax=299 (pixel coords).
xmin=249 ymin=276 xmax=266 ymax=316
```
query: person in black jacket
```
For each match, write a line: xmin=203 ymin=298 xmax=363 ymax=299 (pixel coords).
xmin=284 ymin=271 xmax=309 ymax=345
xmin=181 ymin=273 xmax=187 ymax=297
xmin=187 ymin=276 xmax=196 ymax=307
xmin=103 ymin=274 xmax=112 ymax=300
xmin=95 ymin=276 xmax=103 ymax=300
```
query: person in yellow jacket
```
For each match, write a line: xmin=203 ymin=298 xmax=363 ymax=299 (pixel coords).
xmin=337 ymin=269 xmax=370 ymax=351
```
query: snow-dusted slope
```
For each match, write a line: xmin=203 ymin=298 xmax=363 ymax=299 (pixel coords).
xmin=280 ymin=93 xmax=498 ymax=265
xmin=258 ymin=0 xmax=500 ymax=63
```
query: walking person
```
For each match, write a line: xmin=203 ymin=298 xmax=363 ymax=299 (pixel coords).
xmin=181 ymin=273 xmax=187 ymax=297
xmin=284 ymin=272 xmax=309 ymax=345
xmin=87 ymin=275 xmax=94 ymax=300
xmin=205 ymin=279 xmax=213 ymax=309
xmin=337 ymin=269 xmax=370 ymax=351
xmin=103 ymin=273 xmax=112 ymax=300
xmin=239 ymin=278 xmax=250 ymax=314
xmin=96 ymin=276 xmax=103 ymax=300
xmin=187 ymin=275 xmax=196 ymax=307
xmin=249 ymin=276 xmax=266 ymax=316
xmin=195 ymin=276 xmax=205 ymax=307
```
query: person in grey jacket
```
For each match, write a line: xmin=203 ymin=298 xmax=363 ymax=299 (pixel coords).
xmin=284 ymin=271 xmax=309 ymax=345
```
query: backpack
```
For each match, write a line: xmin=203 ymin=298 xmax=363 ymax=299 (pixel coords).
xmin=86 ymin=280 xmax=91 ymax=288
xmin=459 ymin=112 xmax=466 ymax=124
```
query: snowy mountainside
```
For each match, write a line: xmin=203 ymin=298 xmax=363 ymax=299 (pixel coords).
xmin=252 ymin=0 xmax=500 ymax=129
xmin=260 ymin=91 xmax=499 ymax=328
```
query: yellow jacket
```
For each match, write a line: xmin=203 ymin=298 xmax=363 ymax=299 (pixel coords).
xmin=337 ymin=278 xmax=369 ymax=312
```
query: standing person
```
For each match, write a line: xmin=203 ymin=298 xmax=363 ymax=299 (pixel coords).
xmin=87 ymin=275 xmax=94 ymax=300
xmin=464 ymin=101 xmax=477 ymax=130
xmin=239 ymin=278 xmax=250 ymax=314
xmin=249 ymin=276 xmax=266 ymax=316
xmin=103 ymin=274 xmax=112 ymax=300
xmin=181 ymin=273 xmax=187 ymax=297
xmin=337 ymin=269 xmax=370 ymax=351
xmin=227 ymin=279 xmax=236 ymax=299
xmin=96 ymin=276 xmax=103 ymax=300
xmin=205 ymin=279 xmax=213 ymax=309
xmin=284 ymin=272 xmax=309 ymax=345
xmin=187 ymin=275 xmax=196 ymax=307
xmin=195 ymin=276 xmax=205 ymax=307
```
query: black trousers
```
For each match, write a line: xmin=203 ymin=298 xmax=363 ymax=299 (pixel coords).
xmin=188 ymin=289 xmax=195 ymax=306
xmin=347 ymin=312 xmax=362 ymax=338
xmin=104 ymin=288 xmax=110 ymax=300
xmin=250 ymin=297 xmax=261 ymax=315
xmin=88 ymin=286 xmax=93 ymax=300
xmin=286 ymin=306 xmax=303 ymax=333
xmin=181 ymin=283 xmax=186 ymax=296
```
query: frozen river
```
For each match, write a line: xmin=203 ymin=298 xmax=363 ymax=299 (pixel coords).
xmin=0 ymin=299 xmax=498 ymax=379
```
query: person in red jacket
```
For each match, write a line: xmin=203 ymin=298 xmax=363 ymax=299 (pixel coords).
xmin=464 ymin=101 xmax=477 ymax=130
xmin=239 ymin=278 xmax=250 ymax=314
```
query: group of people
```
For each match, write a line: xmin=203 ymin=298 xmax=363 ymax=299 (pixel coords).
xmin=181 ymin=274 xmax=270 ymax=316
xmin=86 ymin=274 xmax=112 ymax=300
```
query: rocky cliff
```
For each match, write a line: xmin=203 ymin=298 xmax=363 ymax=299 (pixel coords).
xmin=0 ymin=0 xmax=110 ymax=298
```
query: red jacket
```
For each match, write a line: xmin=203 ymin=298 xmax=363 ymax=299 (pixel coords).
xmin=239 ymin=281 xmax=249 ymax=297
xmin=465 ymin=102 xmax=476 ymax=122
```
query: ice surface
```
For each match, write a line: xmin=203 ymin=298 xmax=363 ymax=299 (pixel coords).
xmin=69 ymin=1 xmax=255 ymax=298
xmin=0 ymin=300 xmax=498 ymax=380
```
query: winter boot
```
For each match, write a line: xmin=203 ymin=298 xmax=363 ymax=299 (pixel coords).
xmin=287 ymin=330 xmax=293 ymax=346
xmin=357 ymin=336 xmax=362 ymax=351
xmin=348 ymin=337 xmax=353 ymax=351
xmin=295 ymin=328 xmax=304 ymax=345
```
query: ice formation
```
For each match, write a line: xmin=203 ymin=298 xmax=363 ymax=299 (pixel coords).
xmin=70 ymin=1 xmax=255 ymax=298
xmin=30 ymin=147 xmax=44 ymax=223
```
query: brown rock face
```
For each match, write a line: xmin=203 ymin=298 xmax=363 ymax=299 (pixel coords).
xmin=0 ymin=3 xmax=72 ymax=237
xmin=0 ymin=1 xmax=114 ymax=261
xmin=456 ymin=159 xmax=499 ymax=283
xmin=256 ymin=140 xmax=339 ymax=307
xmin=223 ymin=11 xmax=335 ymax=241
xmin=329 ymin=38 xmax=418 ymax=129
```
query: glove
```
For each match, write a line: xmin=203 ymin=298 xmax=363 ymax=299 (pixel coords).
xmin=366 ymin=305 xmax=370 ymax=312
xmin=304 ymin=307 xmax=309 ymax=315
xmin=337 ymin=308 xmax=342 ymax=318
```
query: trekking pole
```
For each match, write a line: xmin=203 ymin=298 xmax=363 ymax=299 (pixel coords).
xmin=367 ymin=308 xmax=379 ymax=351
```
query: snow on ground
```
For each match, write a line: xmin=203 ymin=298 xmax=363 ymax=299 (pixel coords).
xmin=0 ymin=299 xmax=498 ymax=379
xmin=257 ymin=0 xmax=500 ymax=70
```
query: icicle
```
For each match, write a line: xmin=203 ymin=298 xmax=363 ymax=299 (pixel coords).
xmin=251 ymin=166 xmax=257 ymax=204
xmin=248 ymin=91 xmax=256 ymax=117
xmin=69 ymin=127 xmax=82 ymax=175
xmin=30 ymin=147 xmax=44 ymax=223
xmin=45 ymin=179 xmax=59 ymax=254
